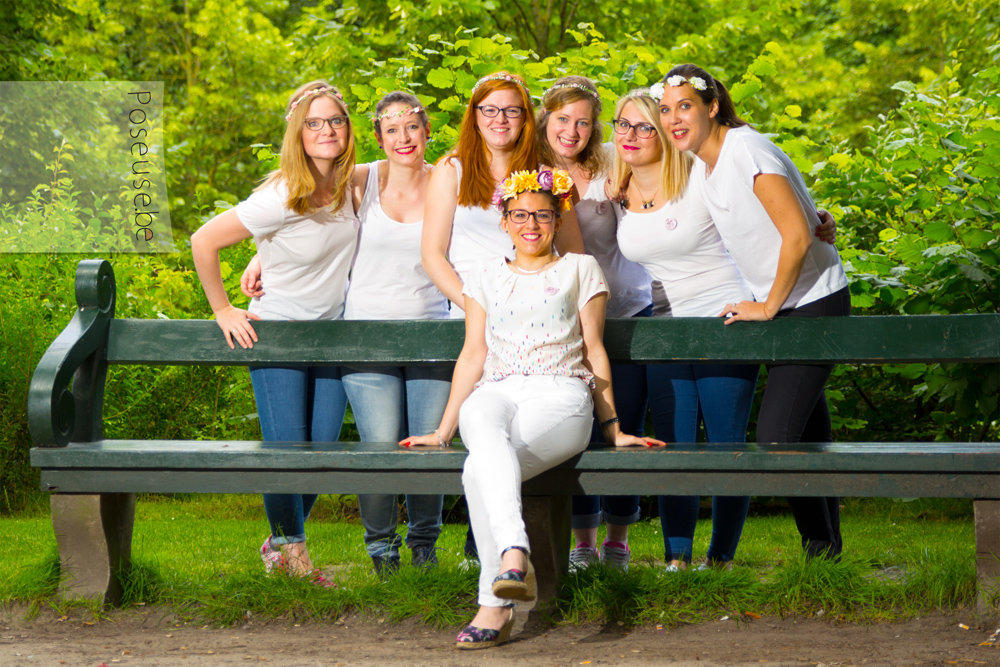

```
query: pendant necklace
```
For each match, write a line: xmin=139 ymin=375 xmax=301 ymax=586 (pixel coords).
xmin=633 ymin=180 xmax=658 ymax=210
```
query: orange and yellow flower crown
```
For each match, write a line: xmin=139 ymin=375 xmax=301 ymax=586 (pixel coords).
xmin=493 ymin=169 xmax=574 ymax=211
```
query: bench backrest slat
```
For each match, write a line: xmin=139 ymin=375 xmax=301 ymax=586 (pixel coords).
xmin=106 ymin=314 xmax=1000 ymax=365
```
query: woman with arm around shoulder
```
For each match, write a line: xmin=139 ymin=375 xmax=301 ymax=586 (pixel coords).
xmin=611 ymin=89 xmax=760 ymax=571
xmin=405 ymin=171 xmax=661 ymax=649
xmin=239 ymin=91 xmax=451 ymax=576
xmin=190 ymin=81 xmax=359 ymax=585
xmin=341 ymin=92 xmax=451 ymax=575
xmin=536 ymin=76 xmax=654 ymax=572
xmin=657 ymin=64 xmax=851 ymax=559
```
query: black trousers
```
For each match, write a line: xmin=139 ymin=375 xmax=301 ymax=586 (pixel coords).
xmin=756 ymin=286 xmax=851 ymax=558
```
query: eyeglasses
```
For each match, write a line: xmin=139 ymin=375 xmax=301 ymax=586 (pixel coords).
xmin=506 ymin=209 xmax=557 ymax=225
xmin=476 ymin=105 xmax=525 ymax=119
xmin=303 ymin=116 xmax=349 ymax=131
xmin=612 ymin=119 xmax=657 ymax=139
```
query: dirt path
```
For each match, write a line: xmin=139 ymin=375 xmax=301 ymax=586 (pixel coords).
xmin=3 ymin=605 xmax=998 ymax=667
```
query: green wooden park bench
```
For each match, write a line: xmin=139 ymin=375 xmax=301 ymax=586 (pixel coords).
xmin=29 ymin=259 xmax=1000 ymax=614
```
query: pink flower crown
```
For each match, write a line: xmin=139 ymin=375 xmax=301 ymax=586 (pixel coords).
xmin=371 ymin=105 xmax=423 ymax=124
xmin=492 ymin=170 xmax=575 ymax=211
xmin=285 ymin=87 xmax=345 ymax=122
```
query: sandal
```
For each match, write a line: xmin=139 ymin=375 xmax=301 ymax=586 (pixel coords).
xmin=455 ymin=607 xmax=515 ymax=650
xmin=306 ymin=569 xmax=337 ymax=588
xmin=259 ymin=535 xmax=287 ymax=573
xmin=491 ymin=547 xmax=536 ymax=602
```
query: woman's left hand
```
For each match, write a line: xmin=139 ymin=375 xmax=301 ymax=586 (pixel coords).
xmin=719 ymin=300 xmax=772 ymax=324
xmin=613 ymin=433 xmax=667 ymax=448
xmin=400 ymin=433 xmax=444 ymax=447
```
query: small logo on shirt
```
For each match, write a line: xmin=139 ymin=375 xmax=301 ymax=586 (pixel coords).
xmin=596 ymin=202 xmax=608 ymax=216
xmin=664 ymin=218 xmax=678 ymax=231
xmin=544 ymin=286 xmax=559 ymax=295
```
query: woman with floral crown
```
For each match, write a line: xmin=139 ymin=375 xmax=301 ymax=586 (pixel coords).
xmin=405 ymin=169 xmax=662 ymax=649
xmin=610 ymin=88 xmax=761 ymax=572
xmin=656 ymin=64 xmax=851 ymax=560
xmin=422 ymin=71 xmax=585 ymax=317
xmin=421 ymin=71 xmax=586 ymax=563
xmin=240 ymin=90 xmax=451 ymax=577
xmin=535 ymin=75 xmax=653 ymax=573
xmin=192 ymin=80 xmax=359 ymax=586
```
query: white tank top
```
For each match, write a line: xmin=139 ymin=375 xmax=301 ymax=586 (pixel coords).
xmin=616 ymin=178 xmax=751 ymax=318
xmin=344 ymin=162 xmax=449 ymax=320
xmin=446 ymin=159 xmax=515 ymax=319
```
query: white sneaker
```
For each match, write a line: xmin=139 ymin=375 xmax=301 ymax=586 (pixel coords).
xmin=568 ymin=545 xmax=600 ymax=572
xmin=458 ymin=557 xmax=480 ymax=572
xmin=664 ymin=564 xmax=682 ymax=573
xmin=600 ymin=542 xmax=631 ymax=571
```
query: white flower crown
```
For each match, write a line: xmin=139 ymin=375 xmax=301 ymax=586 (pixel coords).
xmin=666 ymin=75 xmax=709 ymax=91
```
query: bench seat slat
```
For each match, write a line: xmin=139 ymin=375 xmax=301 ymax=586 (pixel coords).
xmin=35 ymin=468 xmax=998 ymax=498
xmin=32 ymin=440 xmax=1000 ymax=475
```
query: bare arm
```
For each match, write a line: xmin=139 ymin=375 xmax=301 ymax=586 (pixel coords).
xmin=722 ymin=173 xmax=812 ymax=324
xmin=580 ymin=293 xmax=665 ymax=447
xmin=190 ymin=208 xmax=261 ymax=349
xmin=421 ymin=160 xmax=466 ymax=306
xmin=351 ymin=162 xmax=370 ymax=212
xmin=402 ymin=295 xmax=488 ymax=446
xmin=554 ymin=205 xmax=585 ymax=255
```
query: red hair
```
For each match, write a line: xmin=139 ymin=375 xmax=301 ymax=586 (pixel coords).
xmin=447 ymin=72 xmax=538 ymax=209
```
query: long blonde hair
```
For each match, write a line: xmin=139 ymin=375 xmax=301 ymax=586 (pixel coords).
xmin=536 ymin=75 xmax=607 ymax=179
xmin=608 ymin=90 xmax=691 ymax=203
xmin=261 ymin=80 xmax=356 ymax=215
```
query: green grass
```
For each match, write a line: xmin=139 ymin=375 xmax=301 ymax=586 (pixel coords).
xmin=0 ymin=496 xmax=978 ymax=626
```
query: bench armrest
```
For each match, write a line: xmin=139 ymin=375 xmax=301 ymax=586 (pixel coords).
xmin=28 ymin=259 xmax=116 ymax=447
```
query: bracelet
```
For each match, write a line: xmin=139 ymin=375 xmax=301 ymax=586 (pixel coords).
xmin=434 ymin=428 xmax=449 ymax=447
xmin=599 ymin=417 xmax=620 ymax=430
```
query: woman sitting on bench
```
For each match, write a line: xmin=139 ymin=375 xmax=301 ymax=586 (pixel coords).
xmin=403 ymin=169 xmax=662 ymax=649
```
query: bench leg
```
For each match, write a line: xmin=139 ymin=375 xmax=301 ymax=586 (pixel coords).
xmin=975 ymin=499 xmax=1000 ymax=617
xmin=523 ymin=495 xmax=571 ymax=605
xmin=51 ymin=493 xmax=135 ymax=605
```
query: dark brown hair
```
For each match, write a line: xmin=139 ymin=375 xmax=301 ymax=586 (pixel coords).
xmin=663 ymin=64 xmax=749 ymax=129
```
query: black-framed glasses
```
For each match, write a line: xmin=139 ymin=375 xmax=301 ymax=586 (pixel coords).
xmin=612 ymin=118 xmax=657 ymax=138
xmin=304 ymin=116 xmax=349 ymax=131
xmin=476 ymin=105 xmax=525 ymax=119
xmin=506 ymin=209 xmax=557 ymax=225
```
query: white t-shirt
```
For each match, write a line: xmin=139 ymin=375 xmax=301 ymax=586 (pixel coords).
xmin=447 ymin=159 xmax=515 ymax=319
xmin=462 ymin=253 xmax=609 ymax=389
xmin=617 ymin=179 xmax=751 ymax=317
xmin=235 ymin=180 xmax=359 ymax=321
xmin=344 ymin=162 xmax=449 ymax=320
xmin=576 ymin=160 xmax=652 ymax=318
xmin=698 ymin=126 xmax=847 ymax=310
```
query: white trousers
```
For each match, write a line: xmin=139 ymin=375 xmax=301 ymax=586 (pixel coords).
xmin=459 ymin=375 xmax=594 ymax=607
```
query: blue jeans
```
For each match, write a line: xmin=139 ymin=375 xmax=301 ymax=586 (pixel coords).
xmin=648 ymin=362 xmax=759 ymax=563
xmin=342 ymin=366 xmax=451 ymax=558
xmin=250 ymin=365 xmax=347 ymax=546
xmin=571 ymin=304 xmax=651 ymax=531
